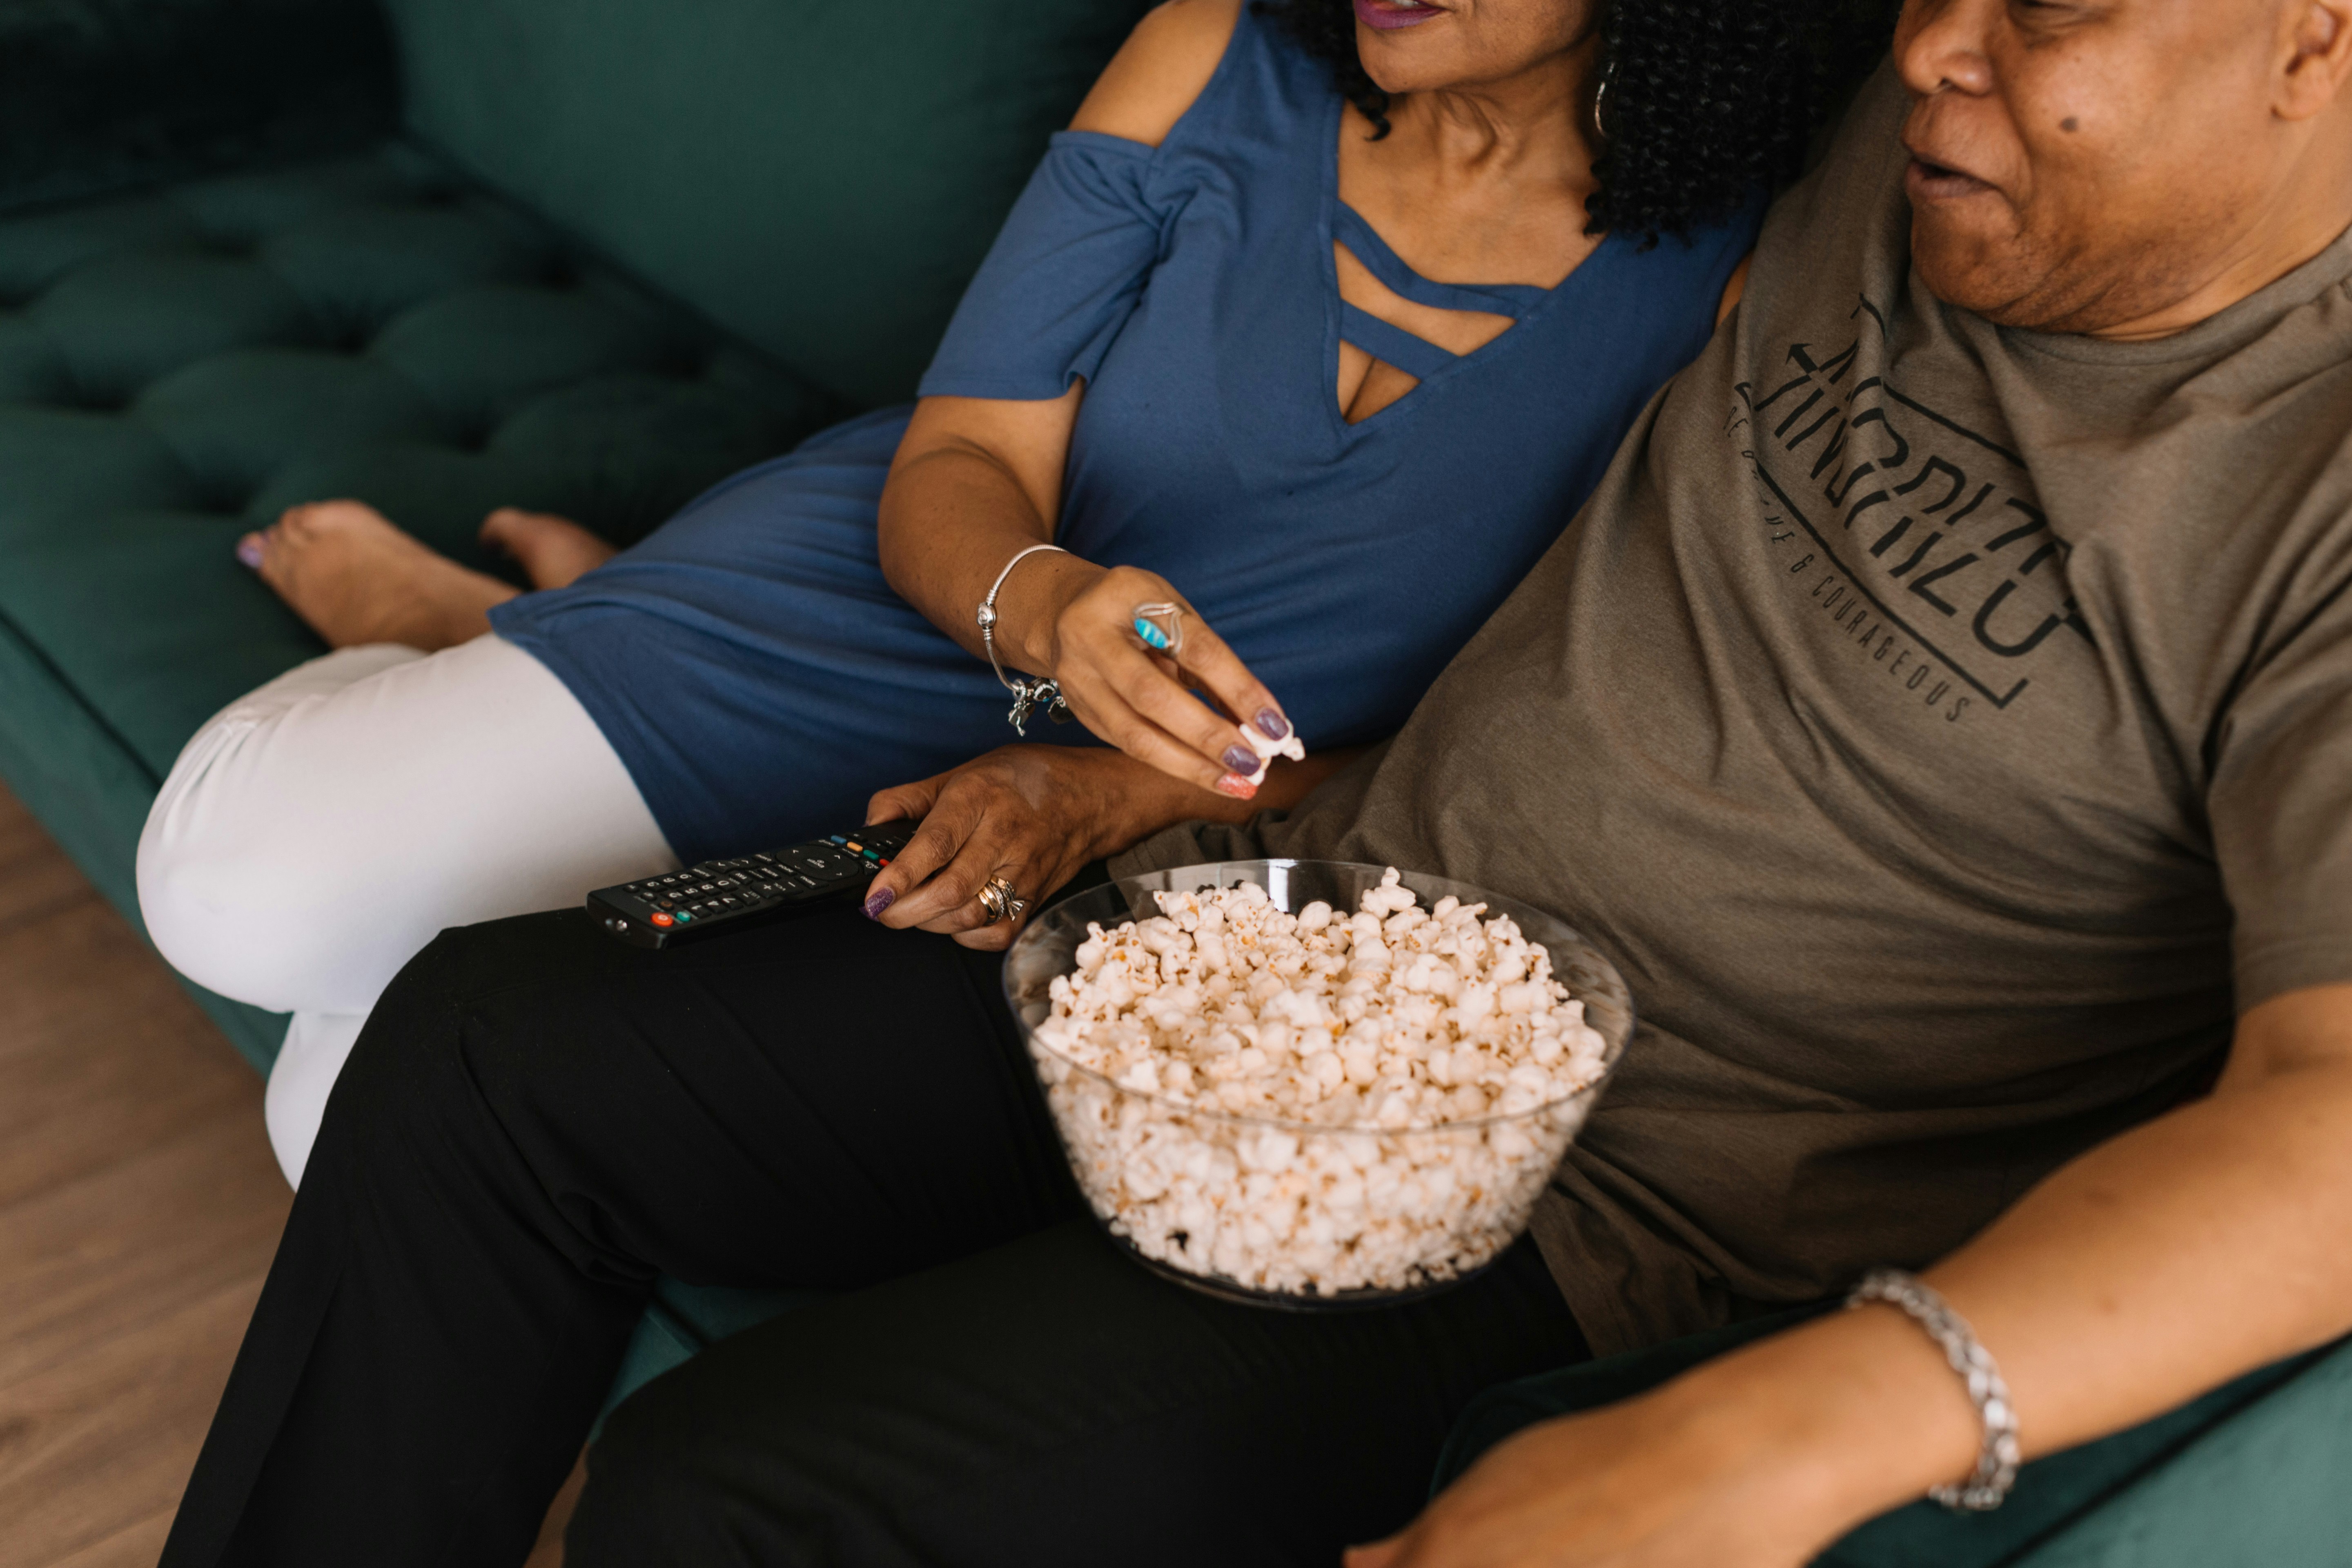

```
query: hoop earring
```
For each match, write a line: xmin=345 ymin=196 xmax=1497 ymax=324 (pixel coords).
xmin=1592 ymin=66 xmax=1614 ymax=140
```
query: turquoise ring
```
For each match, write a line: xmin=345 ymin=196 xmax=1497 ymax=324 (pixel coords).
xmin=1132 ymin=601 xmax=1184 ymax=656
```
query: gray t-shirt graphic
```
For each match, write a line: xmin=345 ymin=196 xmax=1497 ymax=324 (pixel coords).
xmin=1118 ymin=66 xmax=2352 ymax=1354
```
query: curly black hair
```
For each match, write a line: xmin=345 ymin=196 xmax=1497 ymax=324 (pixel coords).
xmin=1263 ymin=0 xmax=1899 ymax=244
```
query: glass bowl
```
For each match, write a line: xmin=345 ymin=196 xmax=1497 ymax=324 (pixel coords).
xmin=1004 ymin=860 xmax=1633 ymax=1310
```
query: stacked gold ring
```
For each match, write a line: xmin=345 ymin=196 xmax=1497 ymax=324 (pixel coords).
xmin=977 ymin=877 xmax=1029 ymax=924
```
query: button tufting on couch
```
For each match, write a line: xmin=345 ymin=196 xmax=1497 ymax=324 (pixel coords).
xmin=0 ymin=151 xmax=834 ymax=1078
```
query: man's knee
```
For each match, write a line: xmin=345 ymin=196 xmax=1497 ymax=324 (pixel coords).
xmin=332 ymin=913 xmax=612 ymax=1143
xmin=567 ymin=1389 xmax=812 ymax=1568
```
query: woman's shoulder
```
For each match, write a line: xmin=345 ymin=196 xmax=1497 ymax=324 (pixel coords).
xmin=1068 ymin=0 xmax=1247 ymax=149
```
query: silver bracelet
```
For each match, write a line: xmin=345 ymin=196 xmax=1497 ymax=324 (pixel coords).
xmin=975 ymin=543 xmax=1071 ymax=736
xmin=1846 ymin=1269 xmax=2022 ymax=1512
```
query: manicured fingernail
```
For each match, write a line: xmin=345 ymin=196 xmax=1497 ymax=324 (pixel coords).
xmin=235 ymin=536 xmax=264 ymax=569
xmin=862 ymin=889 xmax=895 ymax=920
xmin=1254 ymin=708 xmax=1289 ymax=741
xmin=1214 ymin=773 xmax=1258 ymax=800
xmin=1220 ymin=743 xmax=1258 ymax=775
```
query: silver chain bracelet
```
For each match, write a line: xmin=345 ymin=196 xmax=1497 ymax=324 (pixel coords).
xmin=1846 ymin=1269 xmax=2022 ymax=1512
xmin=975 ymin=542 xmax=1071 ymax=735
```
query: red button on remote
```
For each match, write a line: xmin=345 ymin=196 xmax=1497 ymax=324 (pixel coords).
xmin=650 ymin=912 xmax=675 ymax=927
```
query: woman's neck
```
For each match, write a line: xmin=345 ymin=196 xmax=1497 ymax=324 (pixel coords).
xmin=1380 ymin=36 xmax=1603 ymax=202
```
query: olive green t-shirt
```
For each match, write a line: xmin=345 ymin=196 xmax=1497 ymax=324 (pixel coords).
xmin=1116 ymin=67 xmax=2352 ymax=1356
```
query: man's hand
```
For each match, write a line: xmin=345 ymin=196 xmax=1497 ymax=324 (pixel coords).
xmin=1365 ymin=981 xmax=2352 ymax=1568
xmin=1345 ymin=1371 xmax=1843 ymax=1568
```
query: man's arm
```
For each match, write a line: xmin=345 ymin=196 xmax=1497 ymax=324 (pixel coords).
xmin=1356 ymin=983 xmax=2352 ymax=1566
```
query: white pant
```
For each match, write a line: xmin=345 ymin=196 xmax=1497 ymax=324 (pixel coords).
xmin=138 ymin=635 xmax=676 ymax=1186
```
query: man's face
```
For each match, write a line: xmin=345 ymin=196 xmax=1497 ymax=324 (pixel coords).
xmin=1895 ymin=0 xmax=2305 ymax=334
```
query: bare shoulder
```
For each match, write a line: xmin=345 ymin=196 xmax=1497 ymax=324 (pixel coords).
xmin=1069 ymin=0 xmax=1245 ymax=148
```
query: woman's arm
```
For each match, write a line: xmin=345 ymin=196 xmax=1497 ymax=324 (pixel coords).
xmin=1354 ymin=983 xmax=2352 ymax=1566
xmin=856 ymin=739 xmax=1361 ymax=951
xmin=876 ymin=1 xmax=1282 ymax=795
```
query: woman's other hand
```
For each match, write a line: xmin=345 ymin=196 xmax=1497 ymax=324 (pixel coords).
xmin=856 ymin=740 xmax=1361 ymax=950
xmin=856 ymin=747 xmax=1117 ymax=951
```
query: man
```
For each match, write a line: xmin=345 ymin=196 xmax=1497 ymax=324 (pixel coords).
xmin=164 ymin=1 xmax=2352 ymax=1564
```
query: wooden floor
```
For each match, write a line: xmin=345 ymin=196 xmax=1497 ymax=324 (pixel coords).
xmin=0 ymin=785 xmax=575 ymax=1565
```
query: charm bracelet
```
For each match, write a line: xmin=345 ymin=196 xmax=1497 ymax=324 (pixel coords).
xmin=976 ymin=543 xmax=1074 ymax=736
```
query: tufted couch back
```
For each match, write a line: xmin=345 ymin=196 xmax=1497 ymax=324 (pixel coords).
xmin=381 ymin=0 xmax=1154 ymax=408
xmin=0 ymin=0 xmax=1154 ymax=1073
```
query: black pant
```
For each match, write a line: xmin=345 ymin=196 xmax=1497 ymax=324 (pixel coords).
xmin=161 ymin=903 xmax=1588 ymax=1568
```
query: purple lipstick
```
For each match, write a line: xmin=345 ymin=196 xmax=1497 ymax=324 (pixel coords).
xmin=1353 ymin=0 xmax=1444 ymax=30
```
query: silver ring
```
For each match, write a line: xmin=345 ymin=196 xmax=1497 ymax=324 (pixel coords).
xmin=978 ymin=877 xmax=1027 ymax=925
xmin=1131 ymin=601 xmax=1185 ymax=657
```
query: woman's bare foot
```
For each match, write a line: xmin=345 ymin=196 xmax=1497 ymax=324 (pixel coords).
xmin=237 ymin=501 xmax=519 ymax=652
xmin=479 ymin=507 xmax=618 ymax=591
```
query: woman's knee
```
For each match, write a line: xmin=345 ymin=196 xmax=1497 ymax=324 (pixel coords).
xmin=138 ymin=729 xmax=394 ymax=1012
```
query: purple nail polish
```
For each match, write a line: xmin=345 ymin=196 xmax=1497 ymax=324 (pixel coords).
xmin=1221 ymin=743 xmax=1258 ymax=775
xmin=1254 ymin=708 xmax=1290 ymax=742
xmin=236 ymin=537 xmax=264 ymax=569
xmin=862 ymin=889 xmax=895 ymax=921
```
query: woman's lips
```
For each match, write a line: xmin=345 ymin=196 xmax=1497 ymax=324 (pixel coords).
xmin=1354 ymin=0 xmax=1444 ymax=31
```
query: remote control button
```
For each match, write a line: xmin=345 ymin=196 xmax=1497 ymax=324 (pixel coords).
xmin=650 ymin=912 xmax=674 ymax=927
xmin=674 ymin=910 xmax=694 ymax=923
xmin=829 ymin=835 xmax=847 ymax=845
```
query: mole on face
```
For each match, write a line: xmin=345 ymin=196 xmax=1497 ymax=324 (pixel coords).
xmin=2062 ymin=116 xmax=2081 ymax=132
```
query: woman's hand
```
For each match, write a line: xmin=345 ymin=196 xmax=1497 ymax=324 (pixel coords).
xmin=877 ymin=396 xmax=1294 ymax=800
xmin=1007 ymin=557 xmax=1294 ymax=798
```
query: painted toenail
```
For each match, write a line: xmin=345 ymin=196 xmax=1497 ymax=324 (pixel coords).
xmin=236 ymin=537 xmax=265 ymax=569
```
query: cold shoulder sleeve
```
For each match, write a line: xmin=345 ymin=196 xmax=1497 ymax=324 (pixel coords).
xmin=918 ymin=131 xmax=1171 ymax=402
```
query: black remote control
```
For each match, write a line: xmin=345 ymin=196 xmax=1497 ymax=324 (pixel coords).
xmin=587 ymin=822 xmax=919 ymax=949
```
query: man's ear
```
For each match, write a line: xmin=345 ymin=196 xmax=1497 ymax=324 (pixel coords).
xmin=2278 ymin=0 xmax=2352 ymax=121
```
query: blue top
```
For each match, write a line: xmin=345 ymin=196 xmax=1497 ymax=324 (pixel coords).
xmin=492 ymin=7 xmax=1761 ymax=863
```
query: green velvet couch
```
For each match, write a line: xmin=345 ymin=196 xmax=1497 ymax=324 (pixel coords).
xmin=2 ymin=0 xmax=2343 ymax=1558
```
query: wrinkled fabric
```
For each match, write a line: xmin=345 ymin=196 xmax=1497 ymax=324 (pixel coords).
xmin=1120 ymin=66 xmax=2352 ymax=1355
xmin=491 ymin=4 xmax=1756 ymax=863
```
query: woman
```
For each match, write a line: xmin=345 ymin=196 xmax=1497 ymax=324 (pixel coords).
xmin=138 ymin=0 xmax=1868 ymax=1184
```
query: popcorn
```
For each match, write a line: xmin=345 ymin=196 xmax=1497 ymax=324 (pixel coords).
xmin=1237 ymin=723 xmax=1307 ymax=785
xmin=1030 ymin=871 xmax=1613 ymax=1297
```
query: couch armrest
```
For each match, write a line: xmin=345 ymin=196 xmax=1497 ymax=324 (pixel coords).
xmin=0 ymin=0 xmax=399 ymax=216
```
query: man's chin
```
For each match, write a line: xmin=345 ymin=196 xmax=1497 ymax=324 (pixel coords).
xmin=1908 ymin=218 xmax=2049 ymax=327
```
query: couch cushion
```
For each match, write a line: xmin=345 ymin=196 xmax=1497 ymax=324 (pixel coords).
xmin=0 ymin=145 xmax=831 ymax=786
xmin=0 ymin=0 xmax=396 ymax=216
xmin=379 ymin=0 xmax=1154 ymax=407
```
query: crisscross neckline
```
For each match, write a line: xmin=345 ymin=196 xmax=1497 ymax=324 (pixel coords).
xmin=1323 ymin=105 xmax=1619 ymax=432
xmin=1332 ymin=202 xmax=1553 ymax=321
